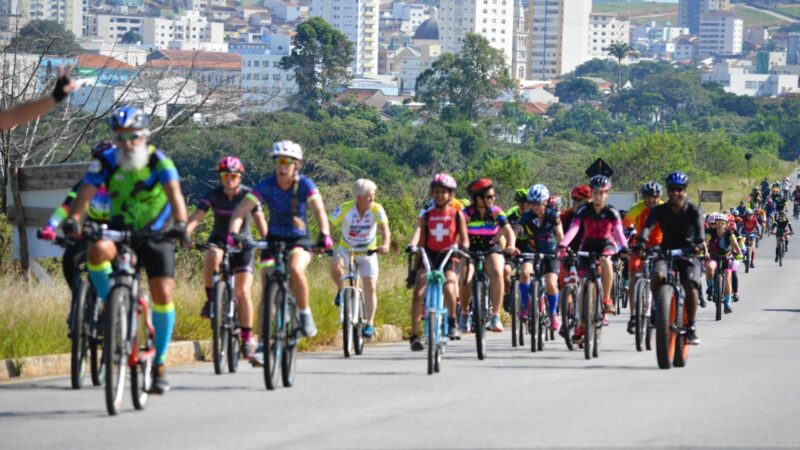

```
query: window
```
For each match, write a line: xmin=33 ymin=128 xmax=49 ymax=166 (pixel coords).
xmin=273 ymin=74 xmax=280 ymax=80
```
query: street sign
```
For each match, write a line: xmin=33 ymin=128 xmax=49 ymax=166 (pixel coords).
xmin=585 ymin=158 xmax=614 ymax=178
xmin=700 ymin=190 xmax=723 ymax=210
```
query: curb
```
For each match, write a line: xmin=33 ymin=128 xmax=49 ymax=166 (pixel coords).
xmin=0 ymin=324 xmax=404 ymax=382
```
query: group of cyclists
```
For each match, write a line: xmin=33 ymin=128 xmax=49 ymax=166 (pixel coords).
xmin=39 ymin=105 xmax=799 ymax=394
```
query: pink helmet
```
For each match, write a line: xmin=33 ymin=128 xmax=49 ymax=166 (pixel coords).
xmin=217 ymin=156 xmax=244 ymax=173
xmin=430 ymin=173 xmax=457 ymax=191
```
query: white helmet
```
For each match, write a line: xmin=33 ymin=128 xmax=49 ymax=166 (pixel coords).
xmin=527 ymin=184 xmax=550 ymax=204
xmin=272 ymin=140 xmax=303 ymax=161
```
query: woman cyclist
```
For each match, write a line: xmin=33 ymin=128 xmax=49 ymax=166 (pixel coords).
xmin=704 ymin=213 xmax=741 ymax=315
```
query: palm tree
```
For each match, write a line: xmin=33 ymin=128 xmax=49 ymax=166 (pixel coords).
xmin=603 ymin=42 xmax=639 ymax=92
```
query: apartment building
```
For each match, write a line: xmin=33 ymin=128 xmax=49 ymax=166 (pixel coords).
xmin=698 ymin=10 xmax=742 ymax=56
xmin=310 ymin=0 xmax=379 ymax=76
xmin=588 ymin=13 xmax=630 ymax=60
xmin=527 ymin=0 xmax=591 ymax=80
xmin=678 ymin=0 xmax=730 ymax=34
xmin=438 ymin=0 xmax=514 ymax=67
xmin=0 ymin=0 xmax=84 ymax=35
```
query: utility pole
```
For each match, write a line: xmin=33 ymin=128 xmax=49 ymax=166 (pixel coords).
xmin=745 ymin=152 xmax=753 ymax=186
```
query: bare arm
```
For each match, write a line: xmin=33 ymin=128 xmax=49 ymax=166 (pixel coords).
xmin=501 ymin=223 xmax=515 ymax=250
xmin=457 ymin=211 xmax=469 ymax=249
xmin=163 ymin=180 xmax=188 ymax=222
xmin=308 ymin=195 xmax=330 ymax=236
xmin=409 ymin=218 xmax=423 ymax=247
xmin=377 ymin=220 xmax=391 ymax=253
xmin=252 ymin=209 xmax=268 ymax=238
xmin=230 ymin=197 xmax=258 ymax=235
xmin=555 ymin=219 xmax=565 ymax=242
xmin=186 ymin=208 xmax=206 ymax=237
xmin=0 ymin=66 xmax=75 ymax=131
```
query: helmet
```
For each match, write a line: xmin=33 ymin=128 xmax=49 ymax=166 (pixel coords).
xmin=732 ymin=209 xmax=739 ymax=217
xmin=527 ymin=184 xmax=550 ymax=204
xmin=272 ymin=140 xmax=303 ymax=161
xmin=785 ymin=177 xmax=790 ymax=182
xmin=548 ymin=195 xmax=563 ymax=210
xmin=217 ymin=156 xmax=244 ymax=173
xmin=714 ymin=213 xmax=728 ymax=223
xmin=746 ymin=208 xmax=754 ymax=215
xmin=430 ymin=173 xmax=457 ymax=191
xmin=514 ymin=188 xmax=528 ymax=203
xmin=467 ymin=178 xmax=494 ymax=198
xmin=571 ymin=185 xmax=591 ymax=201
xmin=640 ymin=181 xmax=662 ymax=197
xmin=589 ymin=175 xmax=611 ymax=192
xmin=109 ymin=106 xmax=149 ymax=130
xmin=665 ymin=171 xmax=689 ymax=188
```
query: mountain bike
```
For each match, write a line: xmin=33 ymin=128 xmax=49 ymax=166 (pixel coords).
xmin=774 ymin=231 xmax=792 ymax=267
xmin=576 ymin=251 xmax=606 ymax=360
xmin=505 ymin=257 xmax=521 ymax=348
xmin=709 ymin=256 xmax=728 ymax=322
xmin=558 ymin=253 xmax=580 ymax=351
xmin=654 ymin=248 xmax=695 ymax=370
xmin=522 ymin=252 xmax=555 ymax=353
xmin=195 ymin=243 xmax=241 ymax=375
xmin=329 ymin=247 xmax=375 ymax=358
xmin=631 ymin=247 xmax=657 ymax=352
xmin=743 ymin=232 xmax=757 ymax=273
xmin=466 ymin=249 xmax=502 ymax=360
xmin=611 ymin=254 xmax=626 ymax=313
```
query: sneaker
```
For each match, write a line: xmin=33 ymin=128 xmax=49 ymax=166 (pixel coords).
xmin=299 ymin=312 xmax=318 ymax=338
xmin=363 ymin=324 xmax=375 ymax=339
xmin=602 ymin=299 xmax=616 ymax=315
xmin=626 ymin=317 xmax=636 ymax=335
xmin=149 ymin=364 xmax=170 ymax=395
xmin=733 ymin=293 xmax=740 ymax=303
xmin=750 ymin=262 xmax=755 ymax=269
xmin=458 ymin=313 xmax=470 ymax=333
xmin=686 ymin=326 xmax=700 ymax=345
xmin=724 ymin=305 xmax=732 ymax=314
xmin=449 ymin=326 xmax=461 ymax=340
xmin=706 ymin=285 xmax=713 ymax=297
xmin=200 ymin=300 xmax=212 ymax=319
xmin=249 ymin=344 xmax=264 ymax=367
xmin=549 ymin=314 xmax=560 ymax=332
xmin=572 ymin=326 xmax=584 ymax=344
xmin=410 ymin=335 xmax=424 ymax=351
xmin=488 ymin=314 xmax=503 ymax=332
xmin=241 ymin=339 xmax=256 ymax=359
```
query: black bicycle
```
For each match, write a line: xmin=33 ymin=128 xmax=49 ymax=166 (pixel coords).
xmin=709 ymin=256 xmax=728 ymax=322
xmin=654 ymin=248 xmax=695 ymax=370
xmin=576 ymin=251 xmax=606 ymax=360
xmin=521 ymin=252 xmax=555 ymax=353
xmin=505 ymin=257 xmax=522 ymax=348
xmin=631 ymin=248 xmax=657 ymax=352
xmin=558 ymin=253 xmax=580 ymax=351
xmin=467 ymin=249 xmax=497 ymax=361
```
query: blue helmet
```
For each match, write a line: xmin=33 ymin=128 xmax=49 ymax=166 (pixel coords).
xmin=665 ymin=171 xmax=689 ymax=188
xmin=109 ymin=106 xmax=149 ymax=130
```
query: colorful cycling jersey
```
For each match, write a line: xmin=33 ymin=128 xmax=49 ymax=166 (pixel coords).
xmin=198 ymin=185 xmax=257 ymax=241
xmin=330 ymin=200 xmax=388 ymax=249
xmin=518 ymin=208 xmax=560 ymax=254
xmin=83 ymin=145 xmax=178 ymax=232
xmin=772 ymin=217 xmax=793 ymax=235
xmin=561 ymin=204 xmax=628 ymax=250
xmin=706 ymin=228 xmax=735 ymax=257
xmin=506 ymin=206 xmax=522 ymax=225
xmin=421 ymin=205 xmax=461 ymax=252
xmin=462 ymin=205 xmax=507 ymax=250
xmin=248 ymin=175 xmax=319 ymax=239
xmin=741 ymin=216 xmax=760 ymax=234
xmin=643 ymin=202 xmax=704 ymax=250
xmin=622 ymin=200 xmax=663 ymax=247
xmin=47 ymin=180 xmax=110 ymax=229
xmin=771 ymin=194 xmax=787 ymax=212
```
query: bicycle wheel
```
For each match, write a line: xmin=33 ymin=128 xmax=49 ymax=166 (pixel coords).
xmin=104 ymin=286 xmax=129 ymax=415
xmin=131 ymin=302 xmax=153 ymax=410
xmin=673 ymin=293 xmax=689 ymax=368
xmin=89 ymin=288 xmax=104 ymax=387
xmin=281 ymin=296 xmax=298 ymax=387
xmin=779 ymin=243 xmax=784 ymax=267
xmin=529 ymin=281 xmax=539 ymax=353
xmin=433 ymin=346 xmax=442 ymax=373
xmin=714 ymin=271 xmax=723 ymax=322
xmin=645 ymin=282 xmax=654 ymax=351
xmin=537 ymin=295 xmax=545 ymax=351
xmin=510 ymin=278 xmax=519 ymax=348
xmin=559 ymin=284 xmax=576 ymax=351
xmin=427 ymin=310 xmax=436 ymax=375
xmin=613 ymin=272 xmax=622 ymax=313
xmin=354 ymin=291 xmax=365 ymax=356
xmin=581 ymin=280 xmax=596 ymax=361
xmin=70 ymin=279 xmax=90 ymax=389
xmin=655 ymin=284 xmax=676 ymax=370
xmin=634 ymin=280 xmax=644 ymax=352
xmin=227 ymin=289 xmax=240 ymax=373
xmin=261 ymin=281 xmax=281 ymax=390
xmin=342 ymin=289 xmax=353 ymax=358
xmin=592 ymin=285 xmax=601 ymax=359
xmin=744 ymin=249 xmax=750 ymax=274
xmin=473 ymin=278 xmax=487 ymax=360
xmin=212 ymin=281 xmax=229 ymax=374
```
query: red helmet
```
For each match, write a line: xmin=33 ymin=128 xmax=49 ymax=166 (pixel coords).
xmin=217 ymin=156 xmax=244 ymax=173
xmin=548 ymin=195 xmax=563 ymax=210
xmin=570 ymin=185 xmax=591 ymax=201
xmin=467 ymin=178 xmax=494 ymax=198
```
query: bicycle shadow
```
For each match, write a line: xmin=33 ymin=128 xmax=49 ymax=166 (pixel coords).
xmin=762 ymin=308 xmax=800 ymax=313
xmin=0 ymin=409 xmax=104 ymax=419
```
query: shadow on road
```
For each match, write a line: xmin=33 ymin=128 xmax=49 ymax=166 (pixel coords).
xmin=762 ymin=308 xmax=800 ymax=313
xmin=0 ymin=409 xmax=103 ymax=419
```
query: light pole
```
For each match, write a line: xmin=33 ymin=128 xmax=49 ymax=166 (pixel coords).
xmin=745 ymin=153 xmax=753 ymax=186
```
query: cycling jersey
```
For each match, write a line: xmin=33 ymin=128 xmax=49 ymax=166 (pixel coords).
xmin=248 ymin=174 xmax=319 ymax=239
xmin=462 ymin=205 xmax=507 ymax=251
xmin=741 ymin=216 xmax=760 ymax=234
xmin=198 ymin=185 xmax=258 ymax=241
xmin=506 ymin=205 xmax=522 ymax=225
xmin=561 ymin=204 xmax=627 ymax=253
xmin=622 ymin=200 xmax=663 ymax=247
xmin=771 ymin=195 xmax=787 ymax=213
xmin=417 ymin=198 xmax=466 ymax=217
xmin=772 ymin=217 xmax=793 ymax=235
xmin=706 ymin=228 xmax=735 ymax=257
xmin=642 ymin=202 xmax=704 ymax=250
xmin=48 ymin=180 xmax=110 ymax=229
xmin=420 ymin=205 xmax=461 ymax=253
xmin=518 ymin=208 xmax=560 ymax=254
xmin=560 ymin=209 xmax=584 ymax=252
xmin=330 ymin=200 xmax=387 ymax=249
xmin=84 ymin=145 xmax=178 ymax=232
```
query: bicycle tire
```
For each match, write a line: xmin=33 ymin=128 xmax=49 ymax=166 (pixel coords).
xmin=281 ymin=296 xmax=298 ymax=387
xmin=89 ymin=287 xmax=104 ymax=386
xmin=212 ymin=281 xmax=228 ymax=374
xmin=621 ymin=275 xmax=629 ymax=310
xmin=744 ymin=249 xmax=750 ymax=273
xmin=510 ymin=279 xmax=519 ymax=348
xmin=655 ymin=284 xmax=675 ymax=370
xmin=342 ymin=289 xmax=353 ymax=358
xmin=537 ymin=294 xmax=545 ymax=352
xmin=592 ymin=285 xmax=601 ymax=358
xmin=70 ymin=279 xmax=90 ymax=389
xmin=673 ymin=291 xmax=689 ymax=368
xmin=529 ymin=281 xmax=539 ymax=353
xmin=227 ymin=288 xmax=240 ymax=373
xmin=779 ymin=242 xmax=784 ymax=267
xmin=559 ymin=284 xmax=576 ymax=351
xmin=354 ymin=291 xmax=365 ymax=356
xmin=261 ymin=281 xmax=281 ymax=390
xmin=427 ymin=310 xmax=436 ymax=375
xmin=473 ymin=278 xmax=487 ymax=360
xmin=131 ymin=302 xmax=153 ymax=410
xmin=104 ymin=286 xmax=129 ymax=415
xmin=645 ymin=281 xmax=654 ymax=351
xmin=613 ymin=272 xmax=622 ymax=313
xmin=634 ymin=280 xmax=644 ymax=352
xmin=434 ymin=346 xmax=441 ymax=373
xmin=581 ymin=280 xmax=595 ymax=361
xmin=714 ymin=271 xmax=723 ymax=322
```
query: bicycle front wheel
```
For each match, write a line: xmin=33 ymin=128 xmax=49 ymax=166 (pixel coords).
xmin=212 ymin=281 xmax=229 ymax=374
xmin=89 ymin=288 xmax=104 ymax=387
xmin=529 ymin=281 xmax=540 ymax=353
xmin=581 ymin=280 xmax=596 ymax=361
xmin=70 ymin=279 xmax=90 ymax=389
xmin=655 ymin=284 xmax=676 ymax=370
xmin=342 ymin=289 xmax=353 ymax=358
xmin=227 ymin=290 xmax=241 ymax=373
xmin=261 ymin=281 xmax=282 ymax=390
xmin=559 ymin=284 xmax=576 ymax=351
xmin=634 ymin=280 xmax=644 ymax=352
xmin=281 ymin=295 xmax=298 ymax=387
xmin=104 ymin=286 xmax=129 ymax=415
xmin=714 ymin=271 xmax=723 ymax=322
xmin=473 ymin=279 xmax=487 ymax=360
xmin=509 ymin=279 xmax=519 ymax=348
xmin=354 ymin=291 xmax=365 ymax=356
xmin=131 ymin=302 xmax=153 ymax=410
xmin=427 ymin=311 xmax=437 ymax=375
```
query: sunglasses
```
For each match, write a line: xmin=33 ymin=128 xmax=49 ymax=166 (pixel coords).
xmin=220 ymin=172 xmax=241 ymax=180
xmin=483 ymin=194 xmax=496 ymax=200
xmin=668 ymin=187 xmax=686 ymax=193
xmin=115 ymin=131 xmax=146 ymax=142
xmin=275 ymin=156 xmax=296 ymax=166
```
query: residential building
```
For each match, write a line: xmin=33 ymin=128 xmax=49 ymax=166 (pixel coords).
xmin=141 ymin=10 xmax=225 ymax=51
xmin=382 ymin=20 xmax=441 ymax=93
xmin=143 ymin=49 xmax=241 ymax=94
xmin=310 ymin=0 xmax=379 ymax=76
xmin=702 ymin=60 xmax=798 ymax=96
xmin=678 ymin=0 xmax=730 ymax=34
xmin=0 ymin=0 xmax=84 ymax=35
xmin=230 ymin=37 xmax=296 ymax=112
xmin=527 ymin=0 xmax=591 ymax=80
xmin=697 ymin=11 xmax=742 ymax=56
xmin=511 ymin=0 xmax=527 ymax=80
xmin=266 ymin=0 xmax=307 ymax=22
xmin=91 ymin=13 xmax=146 ymax=43
xmin=391 ymin=2 xmax=429 ymax=35
xmin=74 ymin=53 xmax=136 ymax=86
xmin=589 ymin=13 xmax=630 ymax=60
xmin=788 ymin=34 xmax=800 ymax=64
xmin=79 ymin=39 xmax=148 ymax=66
xmin=755 ymin=51 xmax=786 ymax=74
xmin=71 ymin=76 xmax=200 ymax=119
xmin=674 ymin=35 xmax=699 ymax=60
xmin=438 ymin=0 xmax=514 ymax=67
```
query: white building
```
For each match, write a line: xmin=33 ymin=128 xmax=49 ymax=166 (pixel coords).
xmin=511 ymin=0 xmax=527 ymax=80
xmin=698 ymin=11 xmax=742 ymax=56
xmin=71 ymin=76 xmax=200 ymax=118
xmin=391 ymin=2 xmax=429 ymax=35
xmin=267 ymin=0 xmax=307 ymax=22
xmin=141 ymin=10 xmax=225 ymax=51
xmin=673 ymin=35 xmax=698 ymax=60
xmin=702 ymin=60 xmax=798 ymax=97
xmin=79 ymin=39 xmax=148 ymax=66
xmin=0 ymin=0 xmax=84 ymax=35
xmin=230 ymin=36 xmax=296 ymax=112
xmin=310 ymin=0 xmax=379 ymax=76
xmin=438 ymin=0 xmax=514 ymax=67
xmin=528 ymin=0 xmax=591 ymax=80
xmin=91 ymin=13 xmax=146 ymax=43
xmin=589 ymin=13 xmax=631 ymax=60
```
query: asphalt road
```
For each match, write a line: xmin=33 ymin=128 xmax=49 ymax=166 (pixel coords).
xmin=2 ymin=233 xmax=800 ymax=449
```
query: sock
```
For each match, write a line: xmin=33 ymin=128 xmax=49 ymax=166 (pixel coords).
xmin=724 ymin=294 xmax=732 ymax=307
xmin=299 ymin=308 xmax=312 ymax=317
xmin=87 ymin=261 xmax=112 ymax=303
xmin=241 ymin=327 xmax=252 ymax=343
xmin=448 ymin=317 xmax=456 ymax=328
xmin=152 ymin=302 xmax=176 ymax=366
xmin=519 ymin=283 xmax=531 ymax=311
xmin=546 ymin=293 xmax=558 ymax=316
xmin=204 ymin=287 xmax=212 ymax=301
xmin=706 ymin=278 xmax=713 ymax=290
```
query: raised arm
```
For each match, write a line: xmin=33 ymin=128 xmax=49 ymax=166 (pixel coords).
xmin=0 ymin=66 xmax=75 ymax=131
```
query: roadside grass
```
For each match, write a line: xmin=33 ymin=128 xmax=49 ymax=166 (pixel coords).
xmin=730 ymin=5 xmax=791 ymax=28
xmin=592 ymin=2 xmax=677 ymax=16
xmin=775 ymin=5 xmax=800 ymax=19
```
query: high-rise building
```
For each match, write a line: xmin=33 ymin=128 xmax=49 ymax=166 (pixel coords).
xmin=438 ymin=0 xmax=514 ymax=67
xmin=511 ymin=0 xmax=527 ymax=80
xmin=698 ymin=11 xmax=742 ymax=56
xmin=310 ymin=0 xmax=379 ymax=76
xmin=588 ymin=13 xmax=630 ymax=60
xmin=678 ymin=0 xmax=730 ymax=35
xmin=527 ymin=0 xmax=591 ymax=80
xmin=0 ymin=0 xmax=84 ymax=36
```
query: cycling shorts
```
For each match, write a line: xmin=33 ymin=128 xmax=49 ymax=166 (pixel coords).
xmin=258 ymin=237 xmax=312 ymax=269
xmin=524 ymin=255 xmax=559 ymax=276
xmin=418 ymin=248 xmax=460 ymax=273
xmin=708 ymin=257 xmax=734 ymax=272
xmin=653 ymin=256 xmax=701 ymax=290
xmin=332 ymin=247 xmax=379 ymax=279
xmin=133 ymin=238 xmax=175 ymax=279
xmin=208 ymin=239 xmax=255 ymax=274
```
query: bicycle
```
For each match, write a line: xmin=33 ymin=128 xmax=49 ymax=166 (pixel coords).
xmin=328 ymin=247 xmax=375 ymax=358
xmin=611 ymin=254 xmax=626 ymax=314
xmin=466 ymin=249 xmax=502 ymax=361
xmin=521 ymin=252 xmax=555 ymax=353
xmin=575 ymin=251 xmax=607 ymax=360
xmin=743 ymin=232 xmax=757 ymax=273
xmin=709 ymin=256 xmax=728 ymax=322
xmin=631 ymin=247 xmax=657 ymax=352
xmin=774 ymin=231 xmax=792 ymax=267
xmin=408 ymin=245 xmax=468 ymax=374
xmin=558 ymin=253 xmax=580 ymax=351
xmin=505 ymin=257 xmax=522 ymax=348
xmin=654 ymin=247 xmax=696 ymax=370
xmin=195 ymin=243 xmax=241 ymax=375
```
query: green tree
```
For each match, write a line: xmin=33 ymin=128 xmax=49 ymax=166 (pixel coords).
xmin=555 ymin=78 xmax=601 ymax=104
xmin=574 ymin=58 xmax=622 ymax=82
xmin=415 ymin=33 xmax=513 ymax=120
xmin=603 ymin=41 xmax=638 ymax=90
xmin=280 ymin=17 xmax=354 ymax=113
xmin=7 ymin=20 xmax=81 ymax=55
xmin=120 ymin=30 xmax=143 ymax=44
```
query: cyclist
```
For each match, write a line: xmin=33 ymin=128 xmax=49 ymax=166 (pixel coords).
xmin=505 ymin=188 xmax=530 ymax=226
xmin=407 ymin=173 xmax=469 ymax=350
xmin=639 ymin=171 xmax=704 ymax=345
xmin=228 ymin=140 xmax=333 ymax=342
xmin=772 ymin=188 xmax=788 ymax=215
xmin=771 ymin=211 xmax=794 ymax=260
xmin=793 ymin=184 xmax=800 ymax=215
xmin=65 ymin=106 xmax=189 ymax=394
xmin=749 ymin=188 xmax=762 ymax=210
xmin=329 ymin=178 xmax=391 ymax=339
xmin=761 ymin=177 xmax=770 ymax=201
xmin=185 ymin=156 xmax=268 ymax=358
xmin=741 ymin=209 xmax=761 ymax=269
xmin=704 ymin=213 xmax=741 ymax=314
xmin=558 ymin=175 xmax=629 ymax=342
xmin=515 ymin=184 xmax=564 ymax=330
xmin=782 ymin=177 xmax=792 ymax=200
xmin=622 ymin=181 xmax=663 ymax=335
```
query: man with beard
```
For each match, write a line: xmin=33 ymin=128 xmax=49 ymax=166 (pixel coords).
xmin=65 ymin=106 xmax=189 ymax=394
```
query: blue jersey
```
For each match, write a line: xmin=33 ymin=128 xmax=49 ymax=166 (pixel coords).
xmin=248 ymin=175 xmax=319 ymax=239
xmin=518 ymin=208 xmax=561 ymax=254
